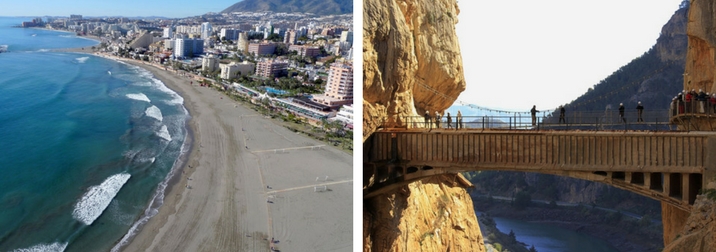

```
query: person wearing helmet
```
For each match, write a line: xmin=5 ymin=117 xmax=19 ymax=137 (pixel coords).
xmin=636 ymin=101 xmax=644 ymax=122
xmin=619 ymin=103 xmax=626 ymax=123
xmin=685 ymin=91 xmax=693 ymax=113
xmin=435 ymin=111 xmax=441 ymax=129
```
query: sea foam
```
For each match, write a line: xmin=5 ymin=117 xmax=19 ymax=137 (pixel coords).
xmin=156 ymin=125 xmax=172 ymax=141
xmin=145 ymin=105 xmax=163 ymax=122
xmin=125 ymin=93 xmax=150 ymax=103
xmin=75 ymin=57 xmax=89 ymax=64
xmin=12 ymin=242 xmax=68 ymax=252
xmin=72 ymin=173 xmax=131 ymax=225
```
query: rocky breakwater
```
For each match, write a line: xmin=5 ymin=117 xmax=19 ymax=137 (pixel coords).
xmin=363 ymin=0 xmax=465 ymax=141
xmin=363 ymin=0 xmax=483 ymax=251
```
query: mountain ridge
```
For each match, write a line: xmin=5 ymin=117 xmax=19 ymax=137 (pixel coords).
xmin=221 ymin=0 xmax=352 ymax=16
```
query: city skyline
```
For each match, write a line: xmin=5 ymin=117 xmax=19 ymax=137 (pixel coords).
xmin=1 ymin=0 xmax=243 ymax=18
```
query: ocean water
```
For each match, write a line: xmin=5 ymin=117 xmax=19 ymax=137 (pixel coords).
xmin=0 ymin=17 xmax=189 ymax=251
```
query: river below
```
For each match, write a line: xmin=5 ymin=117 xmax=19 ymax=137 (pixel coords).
xmin=491 ymin=216 xmax=619 ymax=252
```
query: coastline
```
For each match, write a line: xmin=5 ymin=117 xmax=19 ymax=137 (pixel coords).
xmin=94 ymin=54 xmax=352 ymax=251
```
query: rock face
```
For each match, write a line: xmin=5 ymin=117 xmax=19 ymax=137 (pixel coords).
xmin=684 ymin=0 xmax=716 ymax=93
xmin=363 ymin=0 xmax=481 ymax=251
xmin=363 ymin=175 xmax=485 ymax=251
xmin=363 ymin=0 xmax=465 ymax=141
xmin=663 ymin=196 xmax=716 ymax=252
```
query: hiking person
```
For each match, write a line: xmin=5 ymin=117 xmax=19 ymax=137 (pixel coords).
xmin=446 ymin=112 xmax=452 ymax=129
xmin=424 ymin=110 xmax=432 ymax=130
xmin=530 ymin=105 xmax=539 ymax=126
xmin=457 ymin=110 xmax=463 ymax=129
xmin=636 ymin=101 xmax=644 ymax=122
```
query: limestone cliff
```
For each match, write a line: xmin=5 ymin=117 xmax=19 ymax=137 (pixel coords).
xmin=363 ymin=1 xmax=480 ymax=250
xmin=364 ymin=175 xmax=485 ymax=251
xmin=663 ymin=195 xmax=716 ymax=252
xmin=683 ymin=0 xmax=716 ymax=93
xmin=363 ymin=0 xmax=465 ymax=141
xmin=666 ymin=1 xmax=716 ymax=249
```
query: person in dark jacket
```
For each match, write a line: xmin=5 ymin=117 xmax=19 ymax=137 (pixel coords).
xmin=424 ymin=110 xmax=432 ymax=130
xmin=636 ymin=101 xmax=644 ymax=122
xmin=446 ymin=112 xmax=452 ymax=129
xmin=530 ymin=105 xmax=539 ymax=126
xmin=619 ymin=103 xmax=626 ymax=123
xmin=559 ymin=105 xmax=566 ymax=124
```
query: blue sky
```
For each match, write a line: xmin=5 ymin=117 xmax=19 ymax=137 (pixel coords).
xmin=1 ymin=0 xmax=243 ymax=18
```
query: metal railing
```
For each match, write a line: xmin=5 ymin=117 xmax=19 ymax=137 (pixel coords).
xmin=374 ymin=109 xmax=677 ymax=131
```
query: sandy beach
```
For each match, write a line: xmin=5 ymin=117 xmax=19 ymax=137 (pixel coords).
xmin=104 ymin=58 xmax=353 ymax=251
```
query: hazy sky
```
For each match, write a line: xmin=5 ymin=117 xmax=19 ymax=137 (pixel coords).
xmin=455 ymin=0 xmax=686 ymax=112
xmin=0 ymin=0 xmax=242 ymax=18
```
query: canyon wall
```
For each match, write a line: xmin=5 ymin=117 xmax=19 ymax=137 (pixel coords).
xmin=666 ymin=1 xmax=716 ymax=250
xmin=363 ymin=0 xmax=465 ymax=141
xmin=363 ymin=0 xmax=481 ymax=251
xmin=683 ymin=0 xmax=716 ymax=93
xmin=663 ymin=195 xmax=716 ymax=252
xmin=363 ymin=175 xmax=485 ymax=251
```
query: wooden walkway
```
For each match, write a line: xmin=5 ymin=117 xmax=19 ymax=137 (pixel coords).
xmin=364 ymin=129 xmax=716 ymax=211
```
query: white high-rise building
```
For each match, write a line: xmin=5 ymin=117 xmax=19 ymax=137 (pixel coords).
xmin=220 ymin=28 xmax=239 ymax=41
xmin=202 ymin=54 xmax=219 ymax=72
xmin=340 ymin=31 xmax=352 ymax=44
xmin=201 ymin=22 xmax=212 ymax=39
xmin=175 ymin=38 xmax=204 ymax=58
xmin=237 ymin=32 xmax=249 ymax=52
xmin=312 ymin=62 xmax=353 ymax=109
xmin=165 ymin=39 xmax=175 ymax=49
xmin=163 ymin=26 xmax=173 ymax=38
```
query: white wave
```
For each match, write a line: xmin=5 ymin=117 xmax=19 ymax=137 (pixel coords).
xmin=72 ymin=173 xmax=132 ymax=225
xmin=156 ymin=125 xmax=171 ymax=141
xmin=111 ymin=125 xmax=190 ymax=252
xmin=151 ymin=78 xmax=184 ymax=105
xmin=125 ymin=93 xmax=150 ymax=103
xmin=12 ymin=242 xmax=68 ymax=252
xmin=75 ymin=57 xmax=89 ymax=63
xmin=145 ymin=105 xmax=163 ymax=122
xmin=36 ymin=49 xmax=50 ymax=52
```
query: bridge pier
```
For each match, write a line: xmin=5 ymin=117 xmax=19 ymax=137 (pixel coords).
xmin=662 ymin=202 xmax=690 ymax=247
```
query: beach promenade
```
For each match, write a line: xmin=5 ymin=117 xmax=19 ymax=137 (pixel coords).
xmin=109 ymin=57 xmax=353 ymax=251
